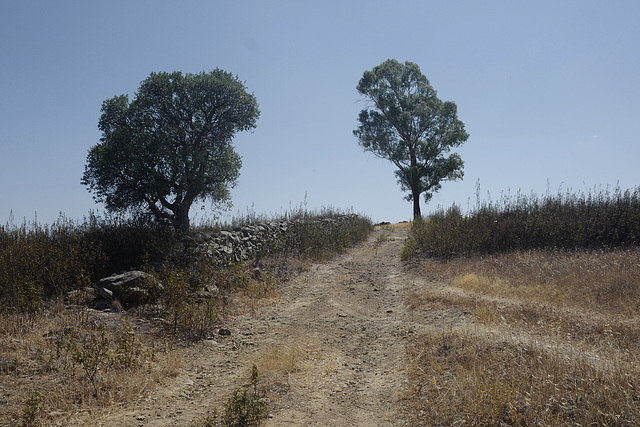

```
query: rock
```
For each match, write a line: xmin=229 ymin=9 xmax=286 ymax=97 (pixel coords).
xmin=99 ymin=270 xmax=149 ymax=292
xmin=94 ymin=270 xmax=161 ymax=307
xmin=67 ymin=287 xmax=96 ymax=305
xmin=98 ymin=287 xmax=114 ymax=300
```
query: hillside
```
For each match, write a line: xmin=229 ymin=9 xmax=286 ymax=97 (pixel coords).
xmin=3 ymin=225 xmax=638 ymax=425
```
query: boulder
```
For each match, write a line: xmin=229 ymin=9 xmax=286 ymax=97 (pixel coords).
xmin=94 ymin=270 xmax=161 ymax=307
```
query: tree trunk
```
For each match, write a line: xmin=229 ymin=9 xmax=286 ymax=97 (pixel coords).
xmin=408 ymin=152 xmax=422 ymax=220
xmin=174 ymin=204 xmax=191 ymax=232
xmin=412 ymin=189 xmax=422 ymax=220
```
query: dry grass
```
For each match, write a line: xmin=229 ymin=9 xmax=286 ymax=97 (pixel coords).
xmin=0 ymin=304 xmax=180 ymax=426
xmin=374 ymin=221 xmax=412 ymax=230
xmin=404 ymin=328 xmax=640 ymax=426
xmin=405 ymin=249 xmax=640 ymax=425
xmin=0 ymin=267 xmax=286 ymax=425
xmin=1 ymin=211 xmax=373 ymax=425
xmin=248 ymin=330 xmax=348 ymax=419
xmin=253 ymin=334 xmax=318 ymax=394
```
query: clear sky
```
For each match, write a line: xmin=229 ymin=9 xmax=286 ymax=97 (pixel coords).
xmin=2 ymin=1 xmax=639 ymax=226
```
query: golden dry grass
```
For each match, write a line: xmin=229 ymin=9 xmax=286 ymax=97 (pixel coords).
xmin=405 ymin=249 xmax=640 ymax=425
xmin=0 ymin=305 xmax=180 ymax=425
xmin=404 ymin=328 xmax=640 ymax=426
xmin=253 ymin=334 xmax=318 ymax=394
xmin=374 ymin=221 xmax=412 ymax=230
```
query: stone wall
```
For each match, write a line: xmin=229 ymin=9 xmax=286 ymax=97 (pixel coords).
xmin=187 ymin=214 xmax=362 ymax=266
xmin=188 ymin=220 xmax=290 ymax=265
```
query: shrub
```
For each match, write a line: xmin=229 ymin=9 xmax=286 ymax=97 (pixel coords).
xmin=0 ymin=213 xmax=178 ymax=311
xmin=222 ymin=365 xmax=269 ymax=426
xmin=403 ymin=185 xmax=640 ymax=258
xmin=159 ymin=269 xmax=219 ymax=341
xmin=1 ymin=208 xmax=372 ymax=315
xmin=272 ymin=212 xmax=372 ymax=260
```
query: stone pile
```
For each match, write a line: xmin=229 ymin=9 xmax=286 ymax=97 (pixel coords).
xmin=190 ymin=214 xmax=361 ymax=266
xmin=93 ymin=270 xmax=161 ymax=307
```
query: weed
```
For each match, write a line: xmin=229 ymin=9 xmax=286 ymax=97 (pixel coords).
xmin=21 ymin=390 xmax=42 ymax=427
xmin=201 ymin=409 xmax=219 ymax=426
xmin=373 ymin=232 xmax=389 ymax=255
xmin=70 ymin=323 xmax=113 ymax=396
xmin=222 ymin=365 xmax=269 ymax=426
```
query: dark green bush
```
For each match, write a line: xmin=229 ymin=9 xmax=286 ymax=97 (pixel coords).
xmin=403 ymin=185 xmax=640 ymax=259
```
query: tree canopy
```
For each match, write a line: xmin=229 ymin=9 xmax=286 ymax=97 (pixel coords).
xmin=353 ymin=59 xmax=469 ymax=219
xmin=82 ymin=70 xmax=259 ymax=231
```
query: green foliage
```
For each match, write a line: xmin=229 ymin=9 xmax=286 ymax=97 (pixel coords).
xmin=82 ymin=70 xmax=260 ymax=231
xmin=222 ymin=365 xmax=269 ymax=427
xmin=354 ymin=59 xmax=468 ymax=218
xmin=403 ymin=185 xmax=640 ymax=259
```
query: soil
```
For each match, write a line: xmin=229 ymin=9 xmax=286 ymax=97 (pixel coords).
xmin=81 ymin=226 xmax=462 ymax=426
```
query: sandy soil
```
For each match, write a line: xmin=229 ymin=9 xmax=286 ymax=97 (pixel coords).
xmin=86 ymin=226 xmax=461 ymax=426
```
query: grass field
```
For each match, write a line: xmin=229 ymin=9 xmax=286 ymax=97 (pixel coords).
xmin=403 ymin=249 xmax=640 ymax=425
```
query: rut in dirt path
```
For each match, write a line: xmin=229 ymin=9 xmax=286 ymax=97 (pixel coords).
xmin=261 ymin=226 xmax=459 ymax=426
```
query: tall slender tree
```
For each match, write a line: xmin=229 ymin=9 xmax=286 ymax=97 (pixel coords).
xmin=354 ymin=59 xmax=469 ymax=219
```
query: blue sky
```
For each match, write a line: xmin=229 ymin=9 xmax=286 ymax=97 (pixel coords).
xmin=1 ymin=1 xmax=639 ymax=225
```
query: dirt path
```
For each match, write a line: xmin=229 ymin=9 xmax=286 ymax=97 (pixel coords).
xmin=91 ymin=227 xmax=462 ymax=426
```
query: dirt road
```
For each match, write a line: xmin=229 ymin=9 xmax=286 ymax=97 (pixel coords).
xmin=94 ymin=226 xmax=461 ymax=426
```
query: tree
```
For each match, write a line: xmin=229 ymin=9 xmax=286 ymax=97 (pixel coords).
xmin=354 ymin=59 xmax=469 ymax=219
xmin=82 ymin=70 xmax=260 ymax=231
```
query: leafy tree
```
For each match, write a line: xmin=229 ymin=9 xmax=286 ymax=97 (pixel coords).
xmin=82 ymin=70 xmax=259 ymax=231
xmin=354 ymin=59 xmax=469 ymax=219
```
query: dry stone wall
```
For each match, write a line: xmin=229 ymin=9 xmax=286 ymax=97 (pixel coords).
xmin=189 ymin=214 xmax=361 ymax=266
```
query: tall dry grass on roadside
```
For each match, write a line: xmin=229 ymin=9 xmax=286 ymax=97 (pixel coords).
xmin=403 ymin=184 xmax=640 ymax=259
xmin=1 ymin=208 xmax=371 ymax=312
xmin=420 ymin=248 xmax=640 ymax=316
xmin=0 ymin=213 xmax=177 ymax=311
